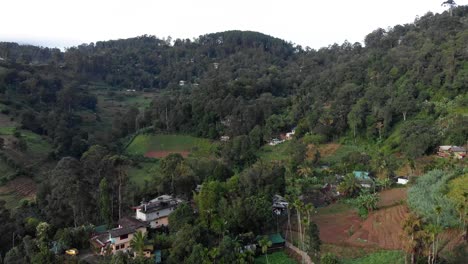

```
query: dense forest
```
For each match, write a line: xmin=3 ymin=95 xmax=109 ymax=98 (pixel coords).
xmin=0 ymin=4 xmax=467 ymax=264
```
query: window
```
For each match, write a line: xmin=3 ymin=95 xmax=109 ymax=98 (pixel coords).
xmin=120 ymin=234 xmax=128 ymax=240
xmin=121 ymin=244 xmax=125 ymax=249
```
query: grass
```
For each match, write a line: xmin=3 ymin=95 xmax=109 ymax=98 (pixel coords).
xmin=316 ymin=201 xmax=354 ymax=215
xmin=0 ymin=159 xmax=15 ymax=175
xmin=126 ymin=134 xmax=216 ymax=158
xmin=0 ymin=191 xmax=21 ymax=209
xmin=0 ymin=127 xmax=52 ymax=157
xmin=320 ymin=144 xmax=367 ymax=164
xmin=341 ymin=250 xmax=405 ymax=264
xmin=255 ymin=251 xmax=297 ymax=264
xmin=127 ymin=161 xmax=159 ymax=187
xmin=257 ymin=141 xmax=292 ymax=162
xmin=321 ymin=244 xmax=381 ymax=260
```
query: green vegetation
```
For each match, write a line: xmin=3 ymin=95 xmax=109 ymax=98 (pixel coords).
xmin=408 ymin=169 xmax=462 ymax=227
xmin=126 ymin=134 xmax=215 ymax=157
xmin=0 ymin=127 xmax=52 ymax=157
xmin=1 ymin=5 xmax=468 ymax=264
xmin=342 ymin=250 xmax=405 ymax=264
xmin=258 ymin=141 xmax=292 ymax=162
xmin=127 ymin=161 xmax=159 ymax=187
xmin=0 ymin=159 xmax=15 ymax=177
xmin=254 ymin=251 xmax=297 ymax=264
xmin=321 ymin=144 xmax=367 ymax=165
xmin=316 ymin=201 xmax=354 ymax=215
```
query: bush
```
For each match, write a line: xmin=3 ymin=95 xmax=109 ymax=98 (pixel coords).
xmin=302 ymin=133 xmax=327 ymax=145
xmin=321 ymin=253 xmax=340 ymax=264
xmin=407 ymin=170 xmax=461 ymax=227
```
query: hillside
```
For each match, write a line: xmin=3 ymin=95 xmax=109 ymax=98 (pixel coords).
xmin=0 ymin=5 xmax=467 ymax=264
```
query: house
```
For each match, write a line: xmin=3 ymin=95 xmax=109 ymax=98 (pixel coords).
xmin=353 ymin=171 xmax=374 ymax=188
xmin=220 ymin=135 xmax=230 ymax=142
xmin=272 ymin=195 xmax=288 ymax=216
xmin=213 ymin=62 xmax=219 ymax=69
xmin=285 ymin=128 xmax=296 ymax=140
xmin=179 ymin=80 xmax=186 ymax=86
xmin=268 ymin=138 xmax=284 ymax=146
xmin=397 ymin=177 xmax=409 ymax=185
xmin=90 ymin=216 xmax=147 ymax=255
xmin=438 ymin=146 xmax=467 ymax=159
xmin=134 ymin=195 xmax=183 ymax=228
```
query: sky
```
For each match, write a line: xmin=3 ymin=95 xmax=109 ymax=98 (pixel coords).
xmin=1 ymin=0 xmax=466 ymax=50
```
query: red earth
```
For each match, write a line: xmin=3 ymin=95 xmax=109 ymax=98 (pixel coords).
xmin=144 ymin=150 xmax=190 ymax=158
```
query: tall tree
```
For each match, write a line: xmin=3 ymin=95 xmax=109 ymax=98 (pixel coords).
xmin=99 ymin=178 xmax=112 ymax=228
xmin=108 ymin=155 xmax=130 ymax=220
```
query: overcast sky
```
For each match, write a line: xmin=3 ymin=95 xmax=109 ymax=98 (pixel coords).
xmin=1 ymin=0 xmax=466 ymax=49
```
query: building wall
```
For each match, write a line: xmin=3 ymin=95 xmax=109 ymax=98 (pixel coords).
xmin=136 ymin=207 xmax=175 ymax=222
xmin=111 ymin=227 xmax=147 ymax=254
xmin=150 ymin=216 xmax=169 ymax=228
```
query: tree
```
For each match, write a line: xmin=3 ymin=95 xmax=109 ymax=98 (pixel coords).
xmin=258 ymin=236 xmax=272 ymax=264
xmin=307 ymin=221 xmax=321 ymax=258
xmin=402 ymin=213 xmax=422 ymax=264
xmin=99 ymin=178 xmax=112 ymax=228
xmin=441 ymin=0 xmax=457 ymax=16
xmin=130 ymin=231 xmax=147 ymax=257
xmin=108 ymin=155 xmax=130 ymax=220
xmin=337 ymin=174 xmax=361 ymax=197
xmin=159 ymin=153 xmax=184 ymax=195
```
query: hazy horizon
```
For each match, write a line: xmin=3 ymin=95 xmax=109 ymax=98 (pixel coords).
xmin=1 ymin=0 xmax=466 ymax=50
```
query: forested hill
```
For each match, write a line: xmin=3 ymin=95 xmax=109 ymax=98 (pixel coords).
xmin=0 ymin=7 xmax=467 ymax=158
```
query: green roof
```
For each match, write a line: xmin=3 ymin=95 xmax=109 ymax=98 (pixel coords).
xmin=268 ymin=233 xmax=285 ymax=244
xmin=94 ymin=224 xmax=108 ymax=233
xmin=353 ymin=171 xmax=371 ymax=181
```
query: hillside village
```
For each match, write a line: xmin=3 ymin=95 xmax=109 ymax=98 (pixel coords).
xmin=0 ymin=3 xmax=467 ymax=264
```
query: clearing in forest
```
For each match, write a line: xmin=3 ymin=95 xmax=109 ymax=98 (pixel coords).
xmin=0 ymin=177 xmax=37 ymax=209
xmin=126 ymin=134 xmax=215 ymax=158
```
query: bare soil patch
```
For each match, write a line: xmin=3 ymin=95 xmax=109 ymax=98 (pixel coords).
xmin=144 ymin=150 xmax=190 ymax=158
xmin=346 ymin=205 xmax=408 ymax=249
xmin=378 ymin=188 xmax=407 ymax=208
xmin=311 ymin=210 xmax=362 ymax=244
xmin=0 ymin=177 xmax=37 ymax=198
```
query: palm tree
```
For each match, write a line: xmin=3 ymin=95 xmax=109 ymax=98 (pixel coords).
xmin=433 ymin=206 xmax=442 ymax=263
xmin=402 ymin=213 xmax=422 ymax=264
xmin=292 ymin=199 xmax=306 ymax=263
xmin=424 ymin=224 xmax=442 ymax=264
xmin=302 ymin=203 xmax=314 ymax=253
xmin=130 ymin=231 xmax=147 ymax=257
xmin=456 ymin=202 xmax=466 ymax=240
xmin=285 ymin=195 xmax=293 ymax=245
xmin=258 ymin=236 xmax=272 ymax=264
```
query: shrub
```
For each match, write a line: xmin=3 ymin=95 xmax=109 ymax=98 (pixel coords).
xmin=407 ymin=169 xmax=461 ymax=227
xmin=321 ymin=253 xmax=340 ymax=264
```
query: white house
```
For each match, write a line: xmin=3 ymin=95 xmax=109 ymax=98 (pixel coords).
xmin=134 ymin=195 xmax=183 ymax=228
